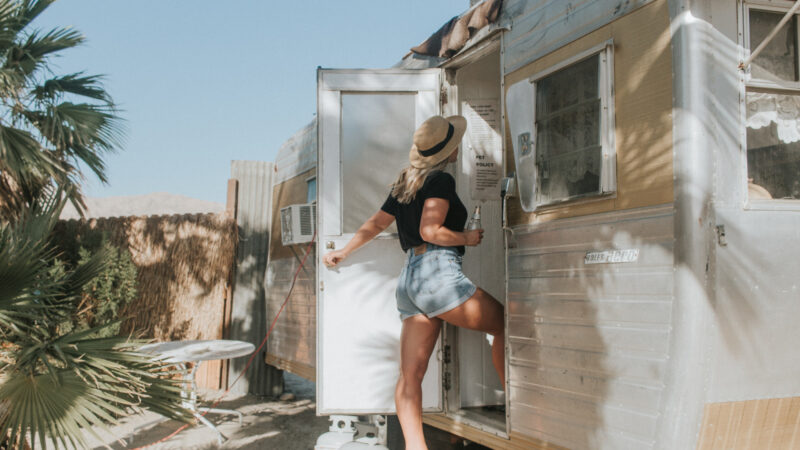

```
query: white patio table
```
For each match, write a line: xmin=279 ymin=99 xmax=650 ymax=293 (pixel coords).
xmin=133 ymin=339 xmax=255 ymax=444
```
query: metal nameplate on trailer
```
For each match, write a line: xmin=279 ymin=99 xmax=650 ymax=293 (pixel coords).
xmin=584 ymin=249 xmax=640 ymax=264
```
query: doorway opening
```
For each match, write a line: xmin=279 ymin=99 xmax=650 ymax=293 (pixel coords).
xmin=442 ymin=44 xmax=507 ymax=436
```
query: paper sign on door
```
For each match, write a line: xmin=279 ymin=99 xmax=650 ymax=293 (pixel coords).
xmin=462 ymin=99 xmax=502 ymax=201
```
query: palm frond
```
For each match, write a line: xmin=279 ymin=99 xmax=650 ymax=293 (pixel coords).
xmin=0 ymin=0 xmax=27 ymax=51
xmin=3 ymin=27 xmax=83 ymax=77
xmin=31 ymin=102 xmax=123 ymax=182
xmin=1 ymin=364 xmax=188 ymax=450
xmin=0 ymin=192 xmax=77 ymax=336
xmin=1 ymin=340 xmax=192 ymax=450
xmin=32 ymin=73 xmax=111 ymax=103
xmin=0 ymin=124 xmax=62 ymax=188
xmin=14 ymin=0 xmax=55 ymax=30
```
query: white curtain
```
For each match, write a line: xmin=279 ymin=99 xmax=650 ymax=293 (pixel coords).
xmin=746 ymin=91 xmax=800 ymax=144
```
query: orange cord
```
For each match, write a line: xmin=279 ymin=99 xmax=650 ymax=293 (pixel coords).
xmin=132 ymin=232 xmax=316 ymax=449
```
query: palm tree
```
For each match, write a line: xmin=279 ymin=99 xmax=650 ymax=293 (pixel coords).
xmin=0 ymin=1 xmax=193 ymax=447
xmin=0 ymin=196 xmax=193 ymax=449
xmin=0 ymin=0 xmax=122 ymax=220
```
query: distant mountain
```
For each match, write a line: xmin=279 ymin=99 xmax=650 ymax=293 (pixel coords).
xmin=59 ymin=192 xmax=225 ymax=220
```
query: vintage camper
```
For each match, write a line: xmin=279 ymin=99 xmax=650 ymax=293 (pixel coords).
xmin=267 ymin=0 xmax=800 ymax=448
xmin=264 ymin=119 xmax=317 ymax=382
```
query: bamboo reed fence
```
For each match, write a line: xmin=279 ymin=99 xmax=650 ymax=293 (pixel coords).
xmin=54 ymin=212 xmax=237 ymax=389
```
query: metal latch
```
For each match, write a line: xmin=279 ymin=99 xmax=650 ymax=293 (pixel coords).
xmin=326 ymin=241 xmax=335 ymax=249
xmin=716 ymin=225 xmax=727 ymax=247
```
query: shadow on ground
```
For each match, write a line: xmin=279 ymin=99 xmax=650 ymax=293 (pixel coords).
xmin=89 ymin=373 xmax=329 ymax=450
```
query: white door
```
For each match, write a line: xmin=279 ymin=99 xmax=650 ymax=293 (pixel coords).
xmin=317 ymin=69 xmax=443 ymax=414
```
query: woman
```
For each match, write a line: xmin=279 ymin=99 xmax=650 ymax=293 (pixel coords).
xmin=322 ymin=115 xmax=505 ymax=450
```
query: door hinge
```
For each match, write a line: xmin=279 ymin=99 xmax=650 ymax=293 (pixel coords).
xmin=443 ymin=372 xmax=452 ymax=391
xmin=440 ymin=86 xmax=448 ymax=105
xmin=443 ymin=345 xmax=451 ymax=365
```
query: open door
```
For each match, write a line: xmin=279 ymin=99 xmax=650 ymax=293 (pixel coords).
xmin=316 ymin=69 xmax=443 ymax=414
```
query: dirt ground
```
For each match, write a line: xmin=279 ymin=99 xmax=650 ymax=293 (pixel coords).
xmin=87 ymin=373 xmax=330 ymax=450
xmin=84 ymin=372 xmax=489 ymax=450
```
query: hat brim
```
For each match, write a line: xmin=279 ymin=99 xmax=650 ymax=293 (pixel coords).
xmin=409 ymin=115 xmax=467 ymax=169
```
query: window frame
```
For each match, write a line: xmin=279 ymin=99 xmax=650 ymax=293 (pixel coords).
xmin=526 ymin=40 xmax=617 ymax=209
xmin=742 ymin=1 xmax=800 ymax=207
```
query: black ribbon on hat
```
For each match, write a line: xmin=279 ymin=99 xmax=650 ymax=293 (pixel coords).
xmin=418 ymin=123 xmax=454 ymax=157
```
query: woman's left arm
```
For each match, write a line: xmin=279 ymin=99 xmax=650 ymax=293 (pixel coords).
xmin=323 ymin=210 xmax=395 ymax=267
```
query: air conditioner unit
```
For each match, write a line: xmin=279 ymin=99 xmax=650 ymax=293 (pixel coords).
xmin=280 ymin=203 xmax=316 ymax=245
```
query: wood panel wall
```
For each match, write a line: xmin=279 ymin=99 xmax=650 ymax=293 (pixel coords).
xmin=264 ymin=168 xmax=317 ymax=380
xmin=697 ymin=397 xmax=800 ymax=450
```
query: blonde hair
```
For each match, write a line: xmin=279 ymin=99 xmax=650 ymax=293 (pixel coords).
xmin=391 ymin=160 xmax=449 ymax=204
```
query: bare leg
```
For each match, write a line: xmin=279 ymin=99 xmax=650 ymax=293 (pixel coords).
xmin=396 ymin=314 xmax=442 ymax=450
xmin=436 ymin=288 xmax=505 ymax=388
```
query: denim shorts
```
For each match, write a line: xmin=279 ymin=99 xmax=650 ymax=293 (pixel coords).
xmin=395 ymin=243 xmax=477 ymax=321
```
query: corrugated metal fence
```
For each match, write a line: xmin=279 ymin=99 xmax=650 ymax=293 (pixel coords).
xmin=228 ymin=160 xmax=283 ymax=396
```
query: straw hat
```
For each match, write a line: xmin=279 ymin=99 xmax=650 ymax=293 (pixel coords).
xmin=409 ymin=115 xmax=467 ymax=169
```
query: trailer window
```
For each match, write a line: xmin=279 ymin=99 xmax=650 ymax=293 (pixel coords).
xmin=306 ymin=177 xmax=316 ymax=204
xmin=527 ymin=44 xmax=616 ymax=208
xmin=745 ymin=7 xmax=800 ymax=201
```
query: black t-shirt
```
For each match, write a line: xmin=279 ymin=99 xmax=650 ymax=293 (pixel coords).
xmin=380 ymin=170 xmax=468 ymax=255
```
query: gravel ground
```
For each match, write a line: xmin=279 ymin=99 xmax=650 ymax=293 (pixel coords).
xmin=87 ymin=373 xmax=330 ymax=450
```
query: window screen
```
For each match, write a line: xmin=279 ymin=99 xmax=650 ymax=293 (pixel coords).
xmin=534 ymin=55 xmax=602 ymax=205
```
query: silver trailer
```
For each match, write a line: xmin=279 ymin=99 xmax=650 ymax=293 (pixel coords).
xmin=267 ymin=0 xmax=800 ymax=448
xmin=264 ymin=119 xmax=317 ymax=382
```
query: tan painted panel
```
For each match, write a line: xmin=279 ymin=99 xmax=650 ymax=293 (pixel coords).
xmin=504 ymin=0 xmax=673 ymax=225
xmin=697 ymin=397 xmax=800 ymax=450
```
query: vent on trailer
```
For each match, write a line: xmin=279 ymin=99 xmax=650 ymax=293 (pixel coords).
xmin=280 ymin=203 xmax=316 ymax=245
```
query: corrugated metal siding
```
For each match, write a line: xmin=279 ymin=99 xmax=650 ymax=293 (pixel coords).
xmin=500 ymin=0 xmax=655 ymax=75
xmin=507 ymin=205 xmax=674 ymax=449
xmin=229 ymin=160 xmax=282 ymax=396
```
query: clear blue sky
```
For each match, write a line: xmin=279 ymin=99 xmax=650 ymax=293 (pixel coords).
xmin=34 ymin=1 xmax=466 ymax=204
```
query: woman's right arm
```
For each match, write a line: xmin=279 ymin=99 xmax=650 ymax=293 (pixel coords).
xmin=419 ymin=197 xmax=483 ymax=247
xmin=322 ymin=210 xmax=396 ymax=267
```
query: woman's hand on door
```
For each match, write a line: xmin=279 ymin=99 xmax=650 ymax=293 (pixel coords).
xmin=323 ymin=250 xmax=347 ymax=267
